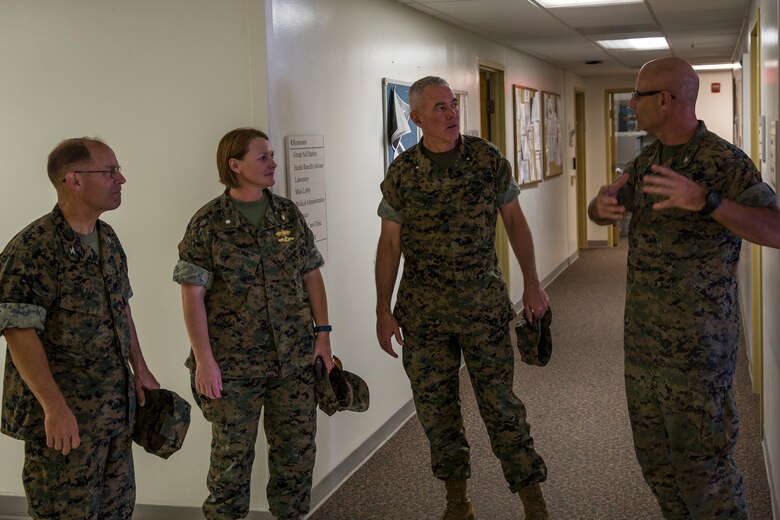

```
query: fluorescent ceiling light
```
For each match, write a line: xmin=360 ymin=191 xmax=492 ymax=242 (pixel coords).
xmin=692 ymin=63 xmax=741 ymax=71
xmin=597 ymin=37 xmax=669 ymax=50
xmin=536 ymin=0 xmax=641 ymax=7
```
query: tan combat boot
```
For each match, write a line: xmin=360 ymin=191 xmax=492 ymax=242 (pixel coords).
xmin=517 ymin=482 xmax=549 ymax=520
xmin=440 ymin=479 xmax=476 ymax=520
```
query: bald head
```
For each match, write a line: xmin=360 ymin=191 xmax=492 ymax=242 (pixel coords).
xmin=638 ymin=57 xmax=699 ymax=106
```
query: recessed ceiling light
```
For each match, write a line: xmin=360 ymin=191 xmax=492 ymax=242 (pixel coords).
xmin=692 ymin=63 xmax=741 ymax=71
xmin=597 ymin=37 xmax=669 ymax=50
xmin=536 ymin=0 xmax=641 ymax=7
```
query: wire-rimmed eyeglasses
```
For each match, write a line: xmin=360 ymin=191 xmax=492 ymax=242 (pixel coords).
xmin=73 ymin=165 xmax=123 ymax=179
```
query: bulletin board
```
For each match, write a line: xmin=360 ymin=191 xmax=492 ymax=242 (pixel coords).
xmin=513 ymin=85 xmax=543 ymax=186
xmin=542 ymin=90 xmax=563 ymax=179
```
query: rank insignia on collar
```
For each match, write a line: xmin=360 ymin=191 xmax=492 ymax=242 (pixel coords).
xmin=275 ymin=229 xmax=294 ymax=243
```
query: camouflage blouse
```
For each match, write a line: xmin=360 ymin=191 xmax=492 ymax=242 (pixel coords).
xmin=379 ymin=135 xmax=521 ymax=333
xmin=174 ymin=190 xmax=323 ymax=378
xmin=618 ymin=122 xmax=777 ymax=383
xmin=0 ymin=205 xmax=134 ymax=441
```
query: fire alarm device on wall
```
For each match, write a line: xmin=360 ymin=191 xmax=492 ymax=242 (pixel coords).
xmin=711 ymin=83 xmax=721 ymax=93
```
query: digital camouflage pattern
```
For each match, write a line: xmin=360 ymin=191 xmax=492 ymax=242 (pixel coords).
xmin=511 ymin=307 xmax=553 ymax=367
xmin=403 ymin=322 xmax=547 ymax=492
xmin=132 ymin=388 xmax=191 ymax=459
xmin=173 ymin=189 xmax=323 ymax=378
xmin=617 ymin=122 xmax=777 ymax=519
xmin=192 ymin=368 xmax=316 ymax=520
xmin=23 ymin=431 xmax=135 ymax=519
xmin=313 ymin=355 xmax=370 ymax=416
xmin=176 ymin=189 xmax=322 ymax=519
xmin=0 ymin=205 xmax=136 ymax=442
xmin=379 ymin=135 xmax=547 ymax=492
xmin=379 ymin=134 xmax=519 ymax=333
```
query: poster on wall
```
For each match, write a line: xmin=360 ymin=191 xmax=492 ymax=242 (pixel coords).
xmin=382 ymin=78 xmax=420 ymax=172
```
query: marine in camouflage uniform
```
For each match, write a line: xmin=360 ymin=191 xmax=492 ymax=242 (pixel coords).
xmin=589 ymin=58 xmax=780 ymax=519
xmin=174 ymin=128 xmax=331 ymax=520
xmin=0 ymin=138 xmax=159 ymax=519
xmin=376 ymin=77 xmax=550 ymax=519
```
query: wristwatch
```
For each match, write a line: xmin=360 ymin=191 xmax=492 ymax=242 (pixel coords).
xmin=699 ymin=190 xmax=721 ymax=216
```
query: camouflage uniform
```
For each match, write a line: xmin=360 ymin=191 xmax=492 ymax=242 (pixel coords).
xmin=0 ymin=205 xmax=137 ymax=519
xmin=617 ymin=122 xmax=777 ymax=519
xmin=174 ymin=190 xmax=322 ymax=520
xmin=378 ymin=135 xmax=547 ymax=492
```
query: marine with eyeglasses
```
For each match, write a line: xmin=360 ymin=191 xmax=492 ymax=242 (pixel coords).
xmin=589 ymin=57 xmax=780 ymax=520
xmin=0 ymin=137 xmax=159 ymax=519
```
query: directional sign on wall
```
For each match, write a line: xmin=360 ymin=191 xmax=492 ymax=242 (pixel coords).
xmin=286 ymin=135 xmax=327 ymax=261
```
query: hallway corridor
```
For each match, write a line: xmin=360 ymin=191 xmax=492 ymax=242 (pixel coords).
xmin=310 ymin=244 xmax=773 ymax=520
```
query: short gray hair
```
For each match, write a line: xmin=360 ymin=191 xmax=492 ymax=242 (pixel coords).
xmin=409 ymin=76 xmax=451 ymax=111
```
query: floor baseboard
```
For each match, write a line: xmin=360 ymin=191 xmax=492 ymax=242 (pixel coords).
xmin=763 ymin=439 xmax=779 ymax=520
xmin=309 ymin=399 xmax=417 ymax=514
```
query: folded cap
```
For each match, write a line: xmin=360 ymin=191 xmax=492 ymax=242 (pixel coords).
xmin=133 ymin=388 xmax=192 ymax=459
xmin=314 ymin=356 xmax=370 ymax=416
xmin=511 ymin=307 xmax=553 ymax=367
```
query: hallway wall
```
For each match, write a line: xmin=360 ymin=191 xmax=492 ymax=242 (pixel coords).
xmin=738 ymin=1 xmax=780 ymax=515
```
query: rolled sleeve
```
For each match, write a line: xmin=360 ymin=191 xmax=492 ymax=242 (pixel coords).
xmin=735 ymin=181 xmax=777 ymax=207
xmin=377 ymin=198 xmax=404 ymax=223
xmin=496 ymin=158 xmax=521 ymax=207
xmin=302 ymin=246 xmax=325 ymax=274
xmin=172 ymin=260 xmax=213 ymax=288
xmin=0 ymin=303 xmax=46 ymax=334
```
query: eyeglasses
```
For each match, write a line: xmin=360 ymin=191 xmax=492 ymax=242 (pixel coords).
xmin=631 ymin=90 xmax=676 ymax=100
xmin=73 ymin=165 xmax=123 ymax=179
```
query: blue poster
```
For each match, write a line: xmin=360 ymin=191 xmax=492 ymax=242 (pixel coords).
xmin=383 ymin=79 xmax=420 ymax=171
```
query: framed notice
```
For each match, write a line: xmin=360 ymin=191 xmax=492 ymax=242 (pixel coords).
xmin=541 ymin=91 xmax=563 ymax=179
xmin=512 ymin=85 xmax=542 ymax=186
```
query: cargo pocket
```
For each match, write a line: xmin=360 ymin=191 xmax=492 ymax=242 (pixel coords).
xmin=699 ymin=385 xmax=739 ymax=456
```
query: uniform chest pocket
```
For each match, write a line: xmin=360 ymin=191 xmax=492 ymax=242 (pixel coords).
xmin=274 ymin=235 xmax=307 ymax=276
xmin=48 ymin=288 xmax=112 ymax=364
xmin=215 ymin=243 xmax=261 ymax=299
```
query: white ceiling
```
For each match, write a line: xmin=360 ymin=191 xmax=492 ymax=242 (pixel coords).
xmin=394 ymin=0 xmax=751 ymax=76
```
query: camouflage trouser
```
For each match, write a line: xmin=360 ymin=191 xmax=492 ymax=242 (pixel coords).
xmin=22 ymin=429 xmax=135 ymax=520
xmin=191 ymin=366 xmax=316 ymax=520
xmin=625 ymin=359 xmax=748 ymax=519
xmin=402 ymin=322 xmax=547 ymax=492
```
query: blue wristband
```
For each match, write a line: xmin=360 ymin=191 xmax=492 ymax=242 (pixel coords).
xmin=314 ymin=325 xmax=332 ymax=333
